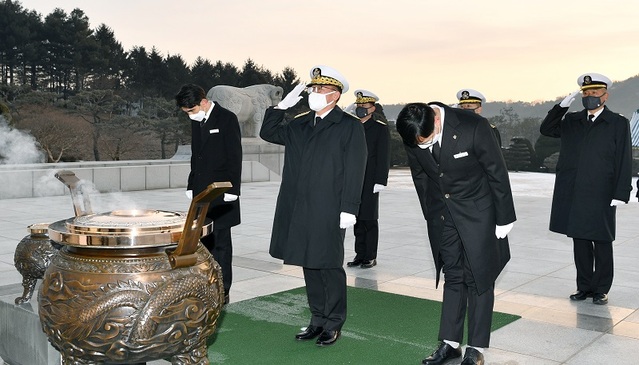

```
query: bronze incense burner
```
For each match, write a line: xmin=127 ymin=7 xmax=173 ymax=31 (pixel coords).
xmin=38 ymin=170 xmax=231 ymax=364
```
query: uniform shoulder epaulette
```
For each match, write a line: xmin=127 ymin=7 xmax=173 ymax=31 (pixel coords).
xmin=294 ymin=111 xmax=311 ymax=119
xmin=490 ymin=124 xmax=497 ymax=129
xmin=375 ymin=119 xmax=387 ymax=126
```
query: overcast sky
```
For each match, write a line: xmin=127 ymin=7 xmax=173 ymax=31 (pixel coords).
xmin=20 ymin=0 xmax=639 ymax=106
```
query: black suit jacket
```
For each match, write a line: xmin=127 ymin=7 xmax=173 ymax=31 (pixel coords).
xmin=405 ymin=102 xmax=516 ymax=294
xmin=189 ymin=102 xmax=242 ymax=229
xmin=359 ymin=119 xmax=390 ymax=220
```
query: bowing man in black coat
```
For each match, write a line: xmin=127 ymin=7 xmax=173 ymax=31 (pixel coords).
xmin=175 ymin=84 xmax=242 ymax=305
xmin=261 ymin=65 xmax=367 ymax=347
xmin=396 ymin=102 xmax=516 ymax=365
xmin=540 ymin=73 xmax=632 ymax=306
xmin=345 ymin=89 xmax=390 ymax=269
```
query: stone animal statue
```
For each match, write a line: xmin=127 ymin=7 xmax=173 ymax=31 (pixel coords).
xmin=207 ymin=84 xmax=283 ymax=137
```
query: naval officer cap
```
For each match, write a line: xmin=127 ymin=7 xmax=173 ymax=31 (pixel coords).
xmin=578 ymin=73 xmax=612 ymax=90
xmin=456 ymin=89 xmax=485 ymax=104
xmin=354 ymin=89 xmax=379 ymax=104
xmin=307 ymin=65 xmax=349 ymax=93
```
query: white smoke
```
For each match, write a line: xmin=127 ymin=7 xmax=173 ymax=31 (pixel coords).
xmin=46 ymin=171 xmax=147 ymax=215
xmin=91 ymin=190 xmax=148 ymax=214
xmin=0 ymin=116 xmax=45 ymax=164
xmin=34 ymin=169 xmax=67 ymax=197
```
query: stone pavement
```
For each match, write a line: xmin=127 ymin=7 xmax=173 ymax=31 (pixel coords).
xmin=0 ymin=169 xmax=638 ymax=364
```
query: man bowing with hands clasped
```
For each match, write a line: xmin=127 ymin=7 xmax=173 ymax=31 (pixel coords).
xmin=260 ymin=65 xmax=367 ymax=347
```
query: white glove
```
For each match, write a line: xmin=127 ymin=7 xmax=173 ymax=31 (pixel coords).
xmin=373 ymin=184 xmax=385 ymax=194
xmin=185 ymin=190 xmax=193 ymax=199
xmin=559 ymin=90 xmax=580 ymax=108
xmin=344 ymin=103 xmax=356 ymax=114
xmin=276 ymin=83 xmax=306 ymax=110
xmin=495 ymin=223 xmax=514 ymax=239
xmin=610 ymin=199 xmax=625 ymax=206
xmin=223 ymin=193 xmax=238 ymax=202
xmin=339 ymin=212 xmax=357 ymax=229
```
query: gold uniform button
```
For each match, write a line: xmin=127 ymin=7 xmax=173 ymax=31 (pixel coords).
xmin=441 ymin=215 xmax=445 ymax=220
xmin=439 ymin=173 xmax=444 ymax=177
xmin=444 ymin=193 xmax=450 ymax=199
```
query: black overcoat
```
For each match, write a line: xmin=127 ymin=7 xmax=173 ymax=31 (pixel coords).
xmin=188 ymin=103 xmax=242 ymax=229
xmin=540 ymin=104 xmax=632 ymax=241
xmin=358 ymin=119 xmax=390 ymax=220
xmin=260 ymin=106 xmax=367 ymax=268
xmin=405 ymin=103 xmax=516 ymax=294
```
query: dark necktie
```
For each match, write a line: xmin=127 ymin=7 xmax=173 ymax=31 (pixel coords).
xmin=588 ymin=114 xmax=594 ymax=122
xmin=431 ymin=142 xmax=441 ymax=163
xmin=314 ymin=116 xmax=321 ymax=127
xmin=199 ymin=118 xmax=208 ymax=139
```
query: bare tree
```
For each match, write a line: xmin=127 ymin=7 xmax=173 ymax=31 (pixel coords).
xmin=138 ymin=96 xmax=189 ymax=159
xmin=100 ymin=114 xmax=144 ymax=161
xmin=28 ymin=117 xmax=88 ymax=162
xmin=68 ymin=89 xmax=126 ymax=160
xmin=12 ymin=89 xmax=90 ymax=162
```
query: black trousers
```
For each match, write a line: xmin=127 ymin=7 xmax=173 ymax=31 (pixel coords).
xmin=201 ymin=228 xmax=233 ymax=294
xmin=573 ymin=238 xmax=613 ymax=294
xmin=438 ymin=209 xmax=494 ymax=348
xmin=353 ymin=219 xmax=379 ymax=260
xmin=302 ymin=267 xmax=347 ymax=331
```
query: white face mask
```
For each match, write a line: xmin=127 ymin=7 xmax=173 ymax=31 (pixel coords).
xmin=188 ymin=110 xmax=206 ymax=122
xmin=416 ymin=129 xmax=441 ymax=149
xmin=308 ymin=91 xmax=336 ymax=112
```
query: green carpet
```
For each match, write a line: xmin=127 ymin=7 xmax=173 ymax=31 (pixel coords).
xmin=207 ymin=286 xmax=520 ymax=364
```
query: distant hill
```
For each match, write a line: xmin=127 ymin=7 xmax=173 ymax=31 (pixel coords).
xmin=381 ymin=74 xmax=639 ymax=121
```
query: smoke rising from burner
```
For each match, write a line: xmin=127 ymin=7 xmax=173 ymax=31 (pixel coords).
xmin=33 ymin=170 xmax=148 ymax=215
xmin=92 ymin=189 xmax=149 ymax=214
xmin=0 ymin=116 xmax=45 ymax=164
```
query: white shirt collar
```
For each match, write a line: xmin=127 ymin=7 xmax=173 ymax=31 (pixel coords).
xmin=204 ymin=100 xmax=215 ymax=120
xmin=588 ymin=107 xmax=604 ymax=121
xmin=315 ymin=108 xmax=334 ymax=120
xmin=429 ymin=104 xmax=446 ymax=126
xmin=429 ymin=104 xmax=445 ymax=150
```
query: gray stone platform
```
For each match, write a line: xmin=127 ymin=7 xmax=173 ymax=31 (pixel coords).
xmin=1 ymin=169 xmax=638 ymax=364
xmin=0 ymin=140 xmax=284 ymax=199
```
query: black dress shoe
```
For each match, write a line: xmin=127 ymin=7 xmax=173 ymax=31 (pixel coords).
xmin=295 ymin=325 xmax=323 ymax=340
xmin=347 ymin=258 xmax=364 ymax=267
xmin=422 ymin=342 xmax=462 ymax=365
xmin=360 ymin=259 xmax=377 ymax=268
xmin=569 ymin=290 xmax=593 ymax=301
xmin=316 ymin=329 xmax=340 ymax=346
xmin=461 ymin=347 xmax=485 ymax=365
xmin=593 ymin=293 xmax=608 ymax=305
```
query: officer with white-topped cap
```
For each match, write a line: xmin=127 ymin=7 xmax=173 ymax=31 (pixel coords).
xmin=540 ymin=72 xmax=632 ymax=306
xmin=456 ymin=88 xmax=502 ymax=147
xmin=345 ymin=89 xmax=390 ymax=269
xmin=260 ymin=65 xmax=367 ymax=346
xmin=456 ymin=89 xmax=485 ymax=113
